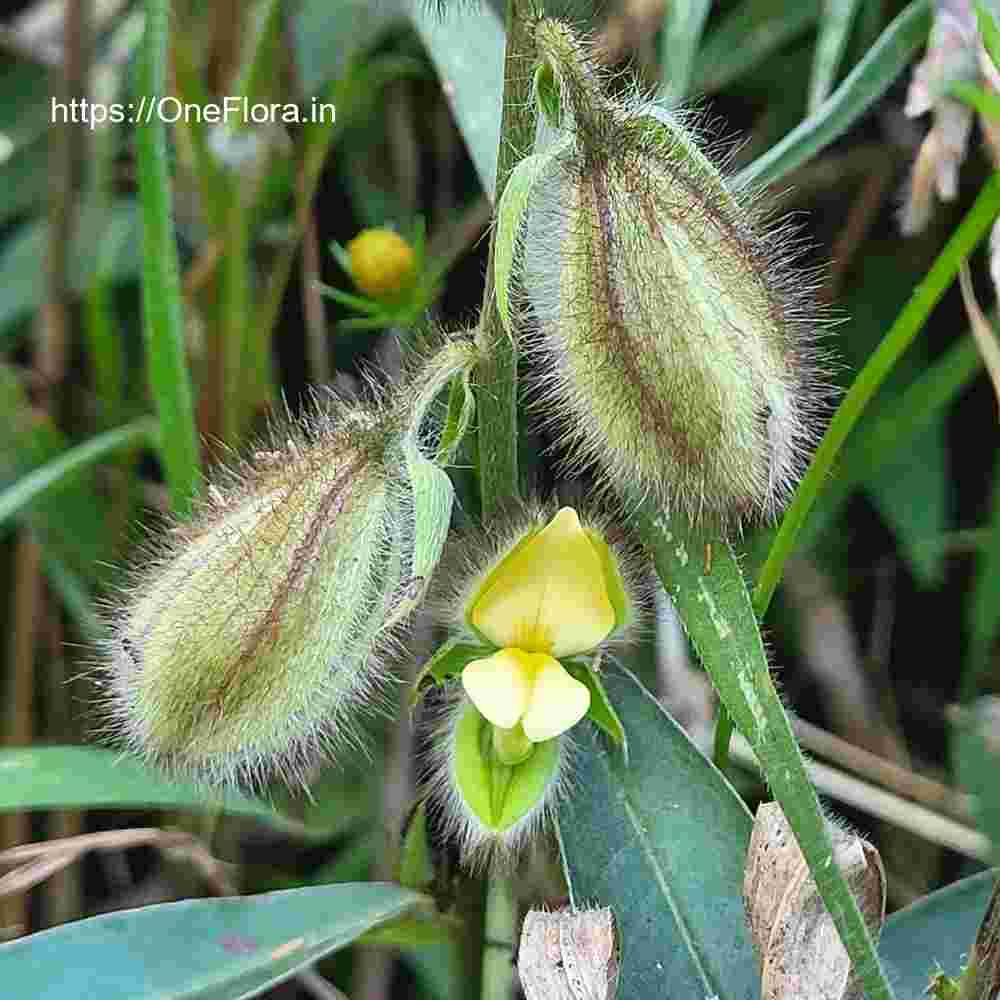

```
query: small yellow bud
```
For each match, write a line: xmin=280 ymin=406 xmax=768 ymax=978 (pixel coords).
xmin=347 ymin=228 xmax=417 ymax=300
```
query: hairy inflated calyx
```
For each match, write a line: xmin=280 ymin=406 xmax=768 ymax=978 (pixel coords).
xmin=105 ymin=410 xmax=394 ymax=789
xmin=517 ymin=19 xmax=826 ymax=522
xmin=103 ymin=335 xmax=481 ymax=790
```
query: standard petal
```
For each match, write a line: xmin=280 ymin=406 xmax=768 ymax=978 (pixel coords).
xmin=469 ymin=507 xmax=616 ymax=657
xmin=521 ymin=657 xmax=591 ymax=743
xmin=461 ymin=649 xmax=534 ymax=730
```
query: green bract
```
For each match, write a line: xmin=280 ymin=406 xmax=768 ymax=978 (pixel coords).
xmin=452 ymin=699 xmax=562 ymax=832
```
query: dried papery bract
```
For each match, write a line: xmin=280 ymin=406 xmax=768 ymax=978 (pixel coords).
xmin=518 ymin=906 xmax=619 ymax=1000
xmin=744 ymin=802 xmax=886 ymax=1000
xmin=104 ymin=402 xmax=397 ymax=790
xmin=518 ymin=19 xmax=826 ymax=523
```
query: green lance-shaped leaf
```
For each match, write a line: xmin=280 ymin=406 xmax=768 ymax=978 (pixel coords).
xmin=0 ymin=883 xmax=423 ymax=1000
xmin=634 ymin=502 xmax=897 ymax=1000
xmin=408 ymin=0 xmax=506 ymax=199
xmin=556 ymin=664 xmax=757 ymax=1000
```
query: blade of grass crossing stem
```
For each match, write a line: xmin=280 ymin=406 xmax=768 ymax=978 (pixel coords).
xmin=735 ymin=0 xmax=932 ymax=190
xmin=634 ymin=502 xmax=896 ymax=1000
xmin=0 ymin=418 xmax=157 ymax=527
xmin=137 ymin=0 xmax=201 ymax=515
xmin=755 ymin=173 xmax=1000 ymax=617
xmin=808 ymin=0 xmax=865 ymax=111
xmin=660 ymin=0 xmax=712 ymax=102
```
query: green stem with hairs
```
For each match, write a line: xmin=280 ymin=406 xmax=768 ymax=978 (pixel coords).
xmin=475 ymin=0 xmax=537 ymax=516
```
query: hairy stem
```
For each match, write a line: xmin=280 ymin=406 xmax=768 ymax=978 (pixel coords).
xmin=475 ymin=0 xmax=537 ymax=516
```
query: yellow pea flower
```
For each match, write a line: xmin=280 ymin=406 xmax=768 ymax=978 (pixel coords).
xmin=460 ymin=507 xmax=625 ymax=743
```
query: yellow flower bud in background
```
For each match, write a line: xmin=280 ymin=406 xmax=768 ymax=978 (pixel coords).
xmin=347 ymin=228 xmax=417 ymax=301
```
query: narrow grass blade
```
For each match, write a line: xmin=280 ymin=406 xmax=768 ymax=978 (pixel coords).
xmin=693 ymin=0 xmax=821 ymax=94
xmin=0 ymin=418 xmax=157 ymax=528
xmin=735 ymin=0 xmax=932 ymax=190
xmin=809 ymin=0 xmax=865 ymax=111
xmin=660 ymin=0 xmax=712 ymax=101
xmin=0 ymin=747 xmax=289 ymax=828
xmin=137 ymin=0 xmax=201 ymax=514
xmin=755 ymin=173 xmax=1000 ymax=616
